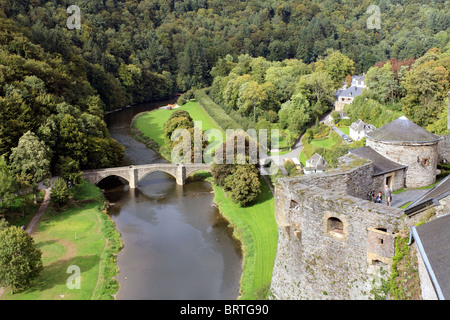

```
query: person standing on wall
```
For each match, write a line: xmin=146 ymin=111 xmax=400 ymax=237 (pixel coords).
xmin=385 ymin=185 xmax=392 ymax=206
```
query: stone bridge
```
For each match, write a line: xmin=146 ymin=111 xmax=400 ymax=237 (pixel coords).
xmin=82 ymin=163 xmax=211 ymax=189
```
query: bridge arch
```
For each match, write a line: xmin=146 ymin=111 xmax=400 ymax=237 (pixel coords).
xmin=185 ymin=167 xmax=211 ymax=180
xmin=87 ymin=172 xmax=131 ymax=186
xmin=96 ymin=174 xmax=130 ymax=186
xmin=137 ymin=168 xmax=178 ymax=183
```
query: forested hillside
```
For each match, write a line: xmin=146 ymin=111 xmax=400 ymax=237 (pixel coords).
xmin=0 ymin=0 xmax=449 ymax=172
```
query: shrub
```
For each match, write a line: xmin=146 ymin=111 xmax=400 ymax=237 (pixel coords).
xmin=50 ymin=177 xmax=69 ymax=207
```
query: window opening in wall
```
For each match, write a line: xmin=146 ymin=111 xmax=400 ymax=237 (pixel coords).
xmin=328 ymin=217 xmax=343 ymax=234
xmin=290 ymin=199 xmax=300 ymax=210
xmin=371 ymin=259 xmax=384 ymax=266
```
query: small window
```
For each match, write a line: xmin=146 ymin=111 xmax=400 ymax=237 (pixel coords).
xmin=290 ymin=200 xmax=300 ymax=210
xmin=328 ymin=217 xmax=343 ymax=234
xmin=371 ymin=259 xmax=384 ymax=266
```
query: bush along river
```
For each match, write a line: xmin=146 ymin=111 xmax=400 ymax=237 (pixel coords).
xmin=103 ymin=100 xmax=242 ymax=300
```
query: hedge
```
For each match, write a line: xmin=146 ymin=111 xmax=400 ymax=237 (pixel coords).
xmin=194 ymin=88 xmax=243 ymax=130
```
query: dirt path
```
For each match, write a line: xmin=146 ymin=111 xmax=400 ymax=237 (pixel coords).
xmin=25 ymin=188 xmax=51 ymax=235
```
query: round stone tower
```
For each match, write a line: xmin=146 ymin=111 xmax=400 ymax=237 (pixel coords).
xmin=366 ymin=116 xmax=441 ymax=188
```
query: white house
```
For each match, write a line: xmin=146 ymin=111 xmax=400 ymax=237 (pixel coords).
xmin=334 ymin=75 xmax=366 ymax=111
xmin=349 ymin=119 xmax=376 ymax=141
xmin=303 ymin=153 xmax=328 ymax=174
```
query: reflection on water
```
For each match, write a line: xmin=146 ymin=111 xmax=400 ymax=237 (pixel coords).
xmin=104 ymin=101 xmax=242 ymax=300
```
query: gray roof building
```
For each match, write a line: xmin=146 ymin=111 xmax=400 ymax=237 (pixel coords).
xmin=304 ymin=153 xmax=327 ymax=172
xmin=350 ymin=146 xmax=407 ymax=176
xmin=405 ymin=175 xmax=450 ymax=215
xmin=350 ymin=119 xmax=376 ymax=132
xmin=366 ymin=116 xmax=441 ymax=144
xmin=410 ymin=213 xmax=450 ymax=300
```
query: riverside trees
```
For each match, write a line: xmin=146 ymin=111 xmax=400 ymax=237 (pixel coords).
xmin=0 ymin=221 xmax=43 ymax=294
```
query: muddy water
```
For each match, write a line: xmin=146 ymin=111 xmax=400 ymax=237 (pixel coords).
xmin=103 ymin=100 xmax=242 ymax=300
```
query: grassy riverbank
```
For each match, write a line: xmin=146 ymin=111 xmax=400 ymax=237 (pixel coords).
xmin=131 ymin=101 xmax=223 ymax=159
xmin=209 ymin=177 xmax=277 ymax=299
xmin=132 ymin=100 xmax=279 ymax=299
xmin=0 ymin=180 xmax=122 ymax=300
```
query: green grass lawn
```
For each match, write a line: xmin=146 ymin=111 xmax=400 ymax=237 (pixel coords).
xmin=338 ymin=126 xmax=350 ymax=135
xmin=134 ymin=101 xmax=223 ymax=146
xmin=309 ymin=136 xmax=336 ymax=149
xmin=209 ymin=177 xmax=277 ymax=300
xmin=1 ymin=181 xmax=121 ymax=300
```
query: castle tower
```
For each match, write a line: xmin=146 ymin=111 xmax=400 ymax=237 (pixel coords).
xmin=366 ymin=116 xmax=441 ymax=188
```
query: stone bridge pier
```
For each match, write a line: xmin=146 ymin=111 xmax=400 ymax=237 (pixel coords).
xmin=82 ymin=163 xmax=211 ymax=189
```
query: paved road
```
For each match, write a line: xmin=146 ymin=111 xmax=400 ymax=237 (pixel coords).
xmin=390 ymin=189 xmax=429 ymax=208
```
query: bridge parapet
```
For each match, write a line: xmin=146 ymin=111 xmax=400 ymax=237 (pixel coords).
xmin=82 ymin=163 xmax=211 ymax=189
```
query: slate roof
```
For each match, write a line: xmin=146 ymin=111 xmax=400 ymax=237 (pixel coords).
xmin=405 ymin=175 xmax=450 ymax=215
xmin=350 ymin=119 xmax=376 ymax=132
xmin=411 ymin=214 xmax=450 ymax=300
xmin=305 ymin=153 xmax=327 ymax=171
xmin=366 ymin=116 xmax=441 ymax=144
xmin=336 ymin=86 xmax=363 ymax=99
xmin=350 ymin=146 xmax=407 ymax=176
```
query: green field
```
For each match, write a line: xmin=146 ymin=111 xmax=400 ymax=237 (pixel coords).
xmin=134 ymin=101 xmax=223 ymax=146
xmin=1 ymin=181 xmax=121 ymax=300
xmin=338 ymin=126 xmax=350 ymax=135
xmin=309 ymin=136 xmax=336 ymax=149
xmin=210 ymin=177 xmax=277 ymax=299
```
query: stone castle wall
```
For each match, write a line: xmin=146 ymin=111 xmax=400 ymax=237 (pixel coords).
xmin=438 ymin=135 xmax=450 ymax=162
xmin=372 ymin=168 xmax=406 ymax=194
xmin=292 ymin=155 xmax=374 ymax=200
xmin=270 ymin=177 xmax=404 ymax=300
xmin=366 ymin=139 xmax=439 ymax=188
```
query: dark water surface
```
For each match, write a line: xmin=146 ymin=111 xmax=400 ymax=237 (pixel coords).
xmin=104 ymin=101 xmax=242 ymax=300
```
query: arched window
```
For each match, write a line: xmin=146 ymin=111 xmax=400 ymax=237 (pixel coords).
xmin=290 ymin=199 xmax=300 ymax=210
xmin=327 ymin=217 xmax=344 ymax=234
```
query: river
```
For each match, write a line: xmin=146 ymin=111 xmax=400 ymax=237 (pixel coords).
xmin=103 ymin=100 xmax=242 ymax=300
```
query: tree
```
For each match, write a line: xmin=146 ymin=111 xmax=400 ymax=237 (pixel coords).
xmin=237 ymin=81 xmax=268 ymax=122
xmin=57 ymin=114 xmax=88 ymax=167
xmin=224 ymin=164 xmax=261 ymax=207
xmin=56 ymin=156 xmax=82 ymax=187
xmin=9 ymin=131 xmax=51 ymax=203
xmin=0 ymin=156 xmax=18 ymax=217
xmin=316 ymin=50 xmax=355 ymax=89
xmin=365 ymin=62 xmax=398 ymax=103
xmin=0 ymin=226 xmax=43 ymax=294
xmin=278 ymin=93 xmax=311 ymax=133
xmin=211 ymin=163 xmax=234 ymax=187
xmin=50 ymin=177 xmax=70 ymax=207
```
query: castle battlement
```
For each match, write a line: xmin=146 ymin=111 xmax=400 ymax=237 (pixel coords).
xmin=270 ymin=156 xmax=409 ymax=300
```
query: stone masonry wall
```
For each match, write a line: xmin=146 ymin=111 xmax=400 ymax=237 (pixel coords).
xmin=292 ymin=155 xmax=375 ymax=200
xmin=372 ymin=169 xmax=406 ymax=194
xmin=367 ymin=140 xmax=439 ymax=188
xmin=438 ymin=135 xmax=450 ymax=162
xmin=270 ymin=176 xmax=404 ymax=300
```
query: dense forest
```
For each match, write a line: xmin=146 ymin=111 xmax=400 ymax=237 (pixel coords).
xmin=0 ymin=0 xmax=449 ymax=175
